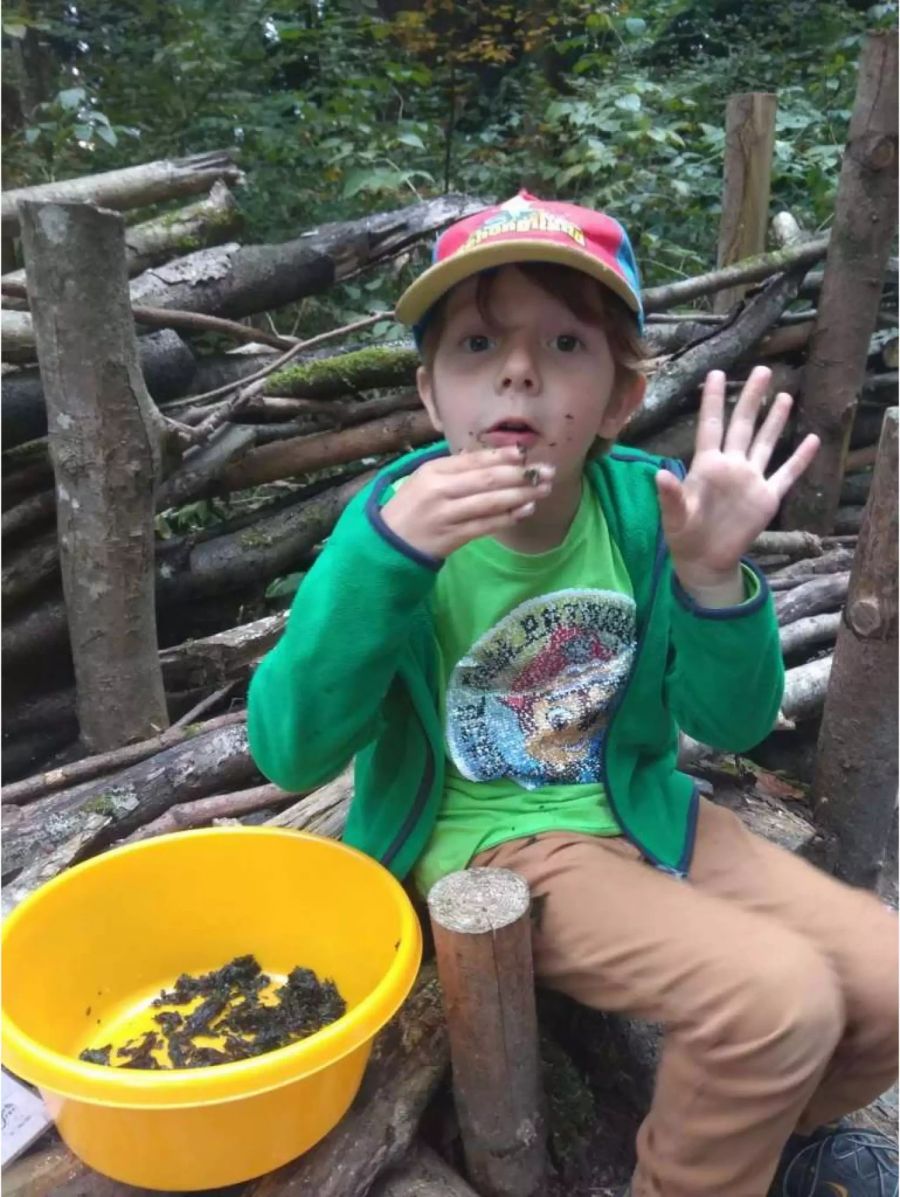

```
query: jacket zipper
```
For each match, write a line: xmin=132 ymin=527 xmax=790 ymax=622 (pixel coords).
xmin=598 ymin=457 xmax=689 ymax=879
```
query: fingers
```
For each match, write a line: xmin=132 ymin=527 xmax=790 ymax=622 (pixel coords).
xmin=443 ymin=480 xmax=553 ymax=526
xmin=694 ymin=370 xmax=726 ymax=455
xmin=748 ymin=391 xmax=793 ymax=473
xmin=767 ymin=433 xmax=821 ymax=498
xmin=723 ymin=365 xmax=772 ymax=456
xmin=655 ymin=468 xmax=689 ymax=536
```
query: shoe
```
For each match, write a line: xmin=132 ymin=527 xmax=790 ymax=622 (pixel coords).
xmin=773 ymin=1123 xmax=898 ymax=1197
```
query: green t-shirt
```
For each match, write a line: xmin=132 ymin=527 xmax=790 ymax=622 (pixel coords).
xmin=413 ymin=478 xmax=636 ymax=896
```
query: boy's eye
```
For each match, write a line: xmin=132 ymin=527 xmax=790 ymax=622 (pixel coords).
xmin=462 ymin=334 xmax=493 ymax=353
xmin=553 ymin=334 xmax=583 ymax=353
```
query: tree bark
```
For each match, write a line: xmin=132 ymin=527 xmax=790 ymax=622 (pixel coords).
xmin=2 ymin=150 xmax=244 ymax=235
xmin=243 ymin=965 xmax=449 ymax=1197
xmin=428 ymin=869 xmax=546 ymax=1197
xmin=813 ymin=408 xmax=898 ymax=887
xmin=122 ymin=781 xmax=299 ymax=843
xmin=261 ymin=346 xmax=419 ymax=399
xmin=779 ymin=611 xmax=842 ymax=656
xmin=370 ymin=1143 xmax=480 ymax=1197
xmin=19 ymin=200 xmax=169 ymax=752
xmin=714 ymin=93 xmax=777 ymax=313
xmin=782 ymin=33 xmax=898 ymax=532
xmin=2 ymin=720 xmax=258 ymax=882
xmin=127 ymin=194 xmax=484 ymax=319
xmin=774 ymin=573 xmax=850 ymax=626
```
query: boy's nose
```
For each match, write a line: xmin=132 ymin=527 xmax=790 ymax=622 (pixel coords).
xmin=496 ymin=343 xmax=541 ymax=393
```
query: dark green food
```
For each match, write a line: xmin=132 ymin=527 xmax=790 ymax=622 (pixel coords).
xmin=78 ymin=955 xmax=345 ymax=1071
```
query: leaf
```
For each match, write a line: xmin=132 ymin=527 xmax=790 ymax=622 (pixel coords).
xmin=396 ymin=131 xmax=425 ymax=149
xmin=265 ymin=571 xmax=305 ymax=601
xmin=95 ymin=124 xmax=118 ymax=147
xmin=73 ymin=123 xmax=93 ymax=142
xmin=24 ymin=127 xmax=41 ymax=145
xmin=58 ymin=87 xmax=86 ymax=111
xmin=615 ymin=93 xmax=642 ymax=113
xmin=624 ymin=17 xmax=647 ymax=35
xmin=3 ymin=22 xmax=27 ymax=37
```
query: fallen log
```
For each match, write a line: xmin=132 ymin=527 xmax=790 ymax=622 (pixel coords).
xmin=1 ymin=812 xmax=110 ymax=916
xmin=221 ymin=409 xmax=435 ymax=493
xmin=750 ymin=530 xmax=823 ymax=559
xmin=128 ymin=194 xmax=484 ymax=320
xmin=266 ymin=766 xmax=353 ymax=840
xmin=833 ymin=505 xmax=865 ymax=534
xmin=2 ymin=711 xmax=245 ymax=807
xmin=774 ymin=573 xmax=850 ymax=625
xmin=2 ymin=488 xmax=56 ymax=542
xmin=780 ymin=655 xmax=833 ymax=726
xmin=122 ymin=781 xmax=299 ymax=843
xmin=2 ymin=149 xmax=245 ymax=235
xmin=261 ymin=345 xmax=419 ymax=400
xmin=2 ymin=328 xmax=196 ymax=449
xmin=627 ymin=267 xmax=807 ymax=440
xmin=642 ymin=235 xmax=828 ymax=313
xmin=3 ymin=179 xmax=241 ymax=285
xmin=2 ymin=720 xmax=259 ymax=882
xmin=370 ymin=1142 xmax=480 ymax=1197
xmin=779 ymin=611 xmax=842 ymax=656
xmin=2 ymin=528 xmax=57 ymax=608
xmin=160 ymin=612 xmax=288 ymax=692
xmin=243 ymin=964 xmax=448 ymax=1197
xmin=767 ymin=546 xmax=856 ymax=585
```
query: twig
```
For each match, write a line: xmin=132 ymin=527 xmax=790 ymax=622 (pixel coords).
xmin=1 ymin=711 xmax=245 ymax=807
xmin=171 ymin=681 xmax=238 ymax=729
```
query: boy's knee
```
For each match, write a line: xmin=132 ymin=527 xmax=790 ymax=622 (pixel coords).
xmin=701 ymin=936 xmax=845 ymax=1078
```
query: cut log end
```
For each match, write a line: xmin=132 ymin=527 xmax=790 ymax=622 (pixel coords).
xmin=427 ymin=867 xmax=531 ymax=934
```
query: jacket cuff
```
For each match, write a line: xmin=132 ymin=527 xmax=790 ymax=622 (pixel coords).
xmin=671 ymin=559 xmax=767 ymax=620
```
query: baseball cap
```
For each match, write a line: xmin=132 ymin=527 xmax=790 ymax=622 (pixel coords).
xmin=395 ymin=190 xmax=644 ymax=342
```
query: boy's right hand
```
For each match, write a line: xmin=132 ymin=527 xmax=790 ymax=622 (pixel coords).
xmin=380 ymin=445 xmax=555 ymax=559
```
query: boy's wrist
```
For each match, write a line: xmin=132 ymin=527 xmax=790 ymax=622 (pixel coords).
xmin=674 ymin=562 xmax=745 ymax=609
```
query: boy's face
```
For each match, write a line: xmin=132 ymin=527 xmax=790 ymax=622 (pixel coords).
xmin=416 ymin=265 xmax=645 ymax=475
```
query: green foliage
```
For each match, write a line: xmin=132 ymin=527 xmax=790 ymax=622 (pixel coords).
xmin=3 ymin=0 xmax=896 ymax=308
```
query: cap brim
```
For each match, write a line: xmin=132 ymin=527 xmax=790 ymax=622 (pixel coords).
xmin=394 ymin=238 xmax=641 ymax=326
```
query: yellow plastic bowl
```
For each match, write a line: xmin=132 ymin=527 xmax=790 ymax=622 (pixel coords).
xmin=1 ymin=827 xmax=422 ymax=1190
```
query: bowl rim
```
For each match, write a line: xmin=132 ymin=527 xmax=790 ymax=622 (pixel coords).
xmin=1 ymin=827 xmax=423 ymax=1109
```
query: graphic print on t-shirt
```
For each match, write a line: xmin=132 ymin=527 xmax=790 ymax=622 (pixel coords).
xmin=446 ymin=588 xmax=637 ymax=789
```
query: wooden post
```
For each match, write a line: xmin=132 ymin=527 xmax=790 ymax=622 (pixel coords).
xmin=782 ymin=32 xmax=898 ymax=533
xmin=427 ymin=868 xmax=546 ymax=1197
xmin=713 ymin=92 xmax=777 ymax=313
xmin=812 ymin=408 xmax=898 ymax=888
xmin=18 ymin=201 xmax=170 ymax=753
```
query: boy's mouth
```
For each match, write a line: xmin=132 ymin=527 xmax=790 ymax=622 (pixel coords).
xmin=480 ymin=418 xmax=540 ymax=449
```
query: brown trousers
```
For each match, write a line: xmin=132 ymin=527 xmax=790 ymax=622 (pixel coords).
xmin=472 ymin=798 xmax=898 ymax=1197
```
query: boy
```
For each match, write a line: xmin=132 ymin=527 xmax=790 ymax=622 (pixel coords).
xmin=248 ymin=193 xmax=898 ymax=1196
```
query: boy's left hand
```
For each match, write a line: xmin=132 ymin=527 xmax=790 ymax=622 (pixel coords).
xmin=656 ymin=365 xmax=820 ymax=593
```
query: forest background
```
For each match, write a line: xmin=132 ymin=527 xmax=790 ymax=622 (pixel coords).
xmin=3 ymin=0 xmax=898 ymax=346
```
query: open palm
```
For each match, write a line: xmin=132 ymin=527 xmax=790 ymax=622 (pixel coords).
xmin=656 ymin=366 xmax=820 ymax=588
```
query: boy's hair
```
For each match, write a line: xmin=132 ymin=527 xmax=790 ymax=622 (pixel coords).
xmin=419 ymin=262 xmax=645 ymax=458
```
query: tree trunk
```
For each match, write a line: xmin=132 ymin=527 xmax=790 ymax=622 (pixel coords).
xmin=782 ymin=33 xmax=898 ymax=532
xmin=2 ymin=150 xmax=244 ymax=235
xmin=127 ymin=194 xmax=484 ymax=319
xmin=19 ymin=200 xmax=169 ymax=753
xmin=428 ymin=869 xmax=546 ymax=1197
xmin=714 ymin=93 xmax=777 ymax=313
xmin=813 ymin=408 xmax=898 ymax=887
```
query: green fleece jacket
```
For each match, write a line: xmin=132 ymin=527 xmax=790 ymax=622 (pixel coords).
xmin=247 ymin=441 xmax=784 ymax=880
